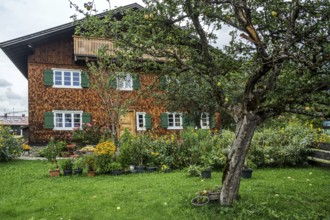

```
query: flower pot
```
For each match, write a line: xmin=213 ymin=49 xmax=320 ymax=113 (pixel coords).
xmin=112 ymin=170 xmax=123 ymax=175
xmin=49 ymin=169 xmax=60 ymax=177
xmin=241 ymin=168 xmax=253 ymax=179
xmin=208 ymin=191 xmax=220 ymax=201
xmin=23 ymin=151 xmax=30 ymax=156
xmin=74 ymin=168 xmax=83 ymax=175
xmin=201 ymin=169 xmax=211 ymax=179
xmin=191 ymin=196 xmax=209 ymax=207
xmin=129 ymin=165 xmax=135 ymax=171
xmin=146 ymin=167 xmax=157 ymax=172
xmin=164 ymin=168 xmax=171 ymax=173
xmin=63 ymin=169 xmax=73 ymax=176
xmin=87 ymin=170 xmax=96 ymax=177
xmin=136 ymin=165 xmax=145 ymax=173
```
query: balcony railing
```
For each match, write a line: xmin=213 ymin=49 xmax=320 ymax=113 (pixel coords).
xmin=73 ymin=36 xmax=115 ymax=60
xmin=73 ymin=35 xmax=167 ymax=62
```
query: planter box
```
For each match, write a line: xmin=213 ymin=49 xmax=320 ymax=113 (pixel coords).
xmin=49 ymin=169 xmax=60 ymax=177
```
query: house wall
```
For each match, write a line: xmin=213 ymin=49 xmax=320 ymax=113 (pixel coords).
xmin=28 ymin=37 xmax=166 ymax=144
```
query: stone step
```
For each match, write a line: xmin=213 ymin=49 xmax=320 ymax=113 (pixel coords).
xmin=310 ymin=148 xmax=330 ymax=160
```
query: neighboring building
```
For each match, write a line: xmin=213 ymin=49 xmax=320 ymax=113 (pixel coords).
xmin=0 ymin=3 xmax=216 ymax=144
xmin=0 ymin=115 xmax=29 ymax=139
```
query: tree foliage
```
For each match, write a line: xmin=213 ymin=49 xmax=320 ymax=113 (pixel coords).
xmin=72 ymin=0 xmax=330 ymax=206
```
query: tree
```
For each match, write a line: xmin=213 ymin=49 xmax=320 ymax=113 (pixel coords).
xmin=73 ymin=0 xmax=330 ymax=206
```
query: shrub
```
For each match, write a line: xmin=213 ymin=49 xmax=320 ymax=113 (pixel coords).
xmin=187 ymin=165 xmax=201 ymax=177
xmin=94 ymin=141 xmax=116 ymax=156
xmin=118 ymin=131 xmax=150 ymax=166
xmin=95 ymin=154 xmax=113 ymax=173
xmin=0 ymin=126 xmax=23 ymax=162
xmin=84 ymin=154 xmax=96 ymax=171
xmin=73 ymin=157 xmax=85 ymax=170
xmin=249 ymin=122 xmax=316 ymax=167
xmin=71 ymin=122 xmax=111 ymax=147
xmin=43 ymin=139 xmax=66 ymax=168
xmin=60 ymin=159 xmax=73 ymax=170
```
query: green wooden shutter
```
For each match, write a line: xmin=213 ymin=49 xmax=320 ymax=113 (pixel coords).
xmin=133 ymin=74 xmax=140 ymax=90
xmin=109 ymin=75 xmax=117 ymax=89
xmin=160 ymin=113 xmax=168 ymax=128
xmin=145 ymin=114 xmax=152 ymax=129
xmin=159 ymin=75 xmax=167 ymax=90
xmin=82 ymin=113 xmax=91 ymax=124
xmin=43 ymin=69 xmax=53 ymax=86
xmin=81 ymin=71 xmax=90 ymax=88
xmin=183 ymin=114 xmax=196 ymax=127
xmin=210 ymin=114 xmax=216 ymax=129
xmin=44 ymin=112 xmax=54 ymax=129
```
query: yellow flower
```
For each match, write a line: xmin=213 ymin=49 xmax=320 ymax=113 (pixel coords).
xmin=22 ymin=144 xmax=31 ymax=151
xmin=94 ymin=141 xmax=116 ymax=156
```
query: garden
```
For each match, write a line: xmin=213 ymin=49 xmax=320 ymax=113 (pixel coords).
xmin=1 ymin=119 xmax=330 ymax=219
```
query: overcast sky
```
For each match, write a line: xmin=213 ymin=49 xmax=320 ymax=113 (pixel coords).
xmin=0 ymin=0 xmax=231 ymax=116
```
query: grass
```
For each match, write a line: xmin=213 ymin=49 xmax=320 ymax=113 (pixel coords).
xmin=0 ymin=160 xmax=329 ymax=220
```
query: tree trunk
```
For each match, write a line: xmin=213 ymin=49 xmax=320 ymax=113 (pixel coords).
xmin=220 ymin=113 xmax=258 ymax=206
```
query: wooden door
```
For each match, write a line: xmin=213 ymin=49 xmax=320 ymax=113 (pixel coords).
xmin=119 ymin=111 xmax=136 ymax=137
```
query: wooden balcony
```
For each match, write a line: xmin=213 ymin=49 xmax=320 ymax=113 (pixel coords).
xmin=73 ymin=36 xmax=115 ymax=61
xmin=73 ymin=35 xmax=167 ymax=62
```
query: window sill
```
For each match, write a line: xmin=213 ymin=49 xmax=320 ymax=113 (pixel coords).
xmin=53 ymin=86 xmax=82 ymax=89
xmin=167 ymin=127 xmax=183 ymax=130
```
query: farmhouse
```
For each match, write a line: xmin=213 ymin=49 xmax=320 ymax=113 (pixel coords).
xmin=0 ymin=3 xmax=216 ymax=144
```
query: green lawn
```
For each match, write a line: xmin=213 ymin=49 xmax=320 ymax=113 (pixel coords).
xmin=0 ymin=160 xmax=329 ymax=220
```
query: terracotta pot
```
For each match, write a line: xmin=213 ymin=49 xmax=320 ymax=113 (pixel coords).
xmin=87 ymin=170 xmax=96 ymax=177
xmin=49 ymin=169 xmax=60 ymax=177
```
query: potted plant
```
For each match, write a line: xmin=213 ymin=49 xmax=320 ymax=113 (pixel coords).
xmin=200 ymin=154 xmax=214 ymax=179
xmin=84 ymin=154 xmax=96 ymax=176
xmin=191 ymin=196 xmax=209 ymax=207
xmin=73 ymin=157 xmax=84 ymax=175
xmin=241 ymin=159 xmax=254 ymax=179
xmin=22 ymin=143 xmax=31 ymax=156
xmin=44 ymin=138 xmax=63 ymax=177
xmin=188 ymin=165 xmax=201 ymax=177
xmin=197 ymin=186 xmax=221 ymax=202
xmin=60 ymin=159 xmax=73 ymax=176
xmin=161 ymin=164 xmax=170 ymax=173
xmin=110 ymin=162 xmax=123 ymax=175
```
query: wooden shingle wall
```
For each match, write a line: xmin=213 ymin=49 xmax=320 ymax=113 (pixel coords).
xmin=28 ymin=38 xmax=166 ymax=144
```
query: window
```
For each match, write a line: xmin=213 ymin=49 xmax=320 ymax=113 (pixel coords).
xmin=136 ymin=112 xmax=146 ymax=131
xmin=53 ymin=110 xmax=82 ymax=130
xmin=118 ymin=73 xmax=133 ymax=90
xmin=167 ymin=112 xmax=183 ymax=129
xmin=136 ymin=112 xmax=152 ymax=131
xmin=200 ymin=113 xmax=210 ymax=129
xmin=53 ymin=69 xmax=81 ymax=88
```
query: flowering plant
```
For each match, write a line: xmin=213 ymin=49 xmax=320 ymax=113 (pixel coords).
xmin=80 ymin=146 xmax=95 ymax=153
xmin=94 ymin=141 xmax=116 ymax=156
xmin=22 ymin=144 xmax=31 ymax=151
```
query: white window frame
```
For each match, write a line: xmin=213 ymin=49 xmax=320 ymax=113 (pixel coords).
xmin=53 ymin=110 xmax=83 ymax=131
xmin=167 ymin=112 xmax=183 ymax=130
xmin=136 ymin=112 xmax=146 ymax=131
xmin=117 ymin=73 xmax=133 ymax=91
xmin=200 ymin=113 xmax=210 ymax=129
xmin=53 ymin=69 xmax=82 ymax=89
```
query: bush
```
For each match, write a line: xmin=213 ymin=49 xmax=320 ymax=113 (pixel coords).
xmin=94 ymin=141 xmax=116 ymax=156
xmin=0 ymin=126 xmax=23 ymax=162
xmin=60 ymin=159 xmax=73 ymax=170
xmin=95 ymin=154 xmax=113 ymax=173
xmin=73 ymin=157 xmax=85 ymax=170
xmin=43 ymin=139 xmax=66 ymax=168
xmin=249 ymin=122 xmax=316 ymax=167
xmin=118 ymin=130 xmax=150 ymax=166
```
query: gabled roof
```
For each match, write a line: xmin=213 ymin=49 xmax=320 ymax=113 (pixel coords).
xmin=0 ymin=115 xmax=29 ymax=126
xmin=0 ymin=3 xmax=143 ymax=79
